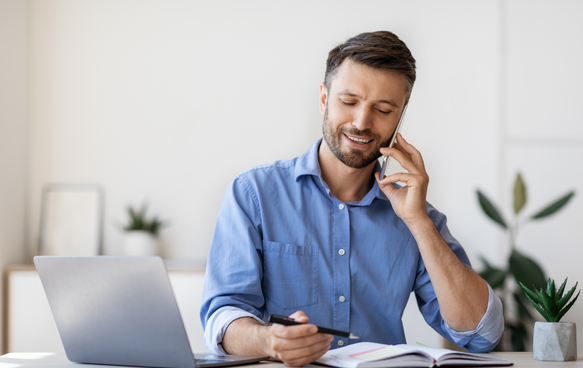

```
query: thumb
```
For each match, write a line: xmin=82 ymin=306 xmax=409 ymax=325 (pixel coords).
xmin=375 ymin=172 xmax=396 ymax=195
xmin=289 ymin=310 xmax=309 ymax=324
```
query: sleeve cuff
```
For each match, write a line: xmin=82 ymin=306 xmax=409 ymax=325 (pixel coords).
xmin=203 ymin=306 xmax=267 ymax=355
xmin=443 ymin=282 xmax=504 ymax=345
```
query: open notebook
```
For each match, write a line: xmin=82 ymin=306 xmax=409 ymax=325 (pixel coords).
xmin=316 ymin=342 xmax=512 ymax=368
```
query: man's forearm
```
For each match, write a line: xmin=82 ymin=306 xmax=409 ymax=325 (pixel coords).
xmin=408 ymin=216 xmax=489 ymax=331
xmin=222 ymin=317 xmax=274 ymax=357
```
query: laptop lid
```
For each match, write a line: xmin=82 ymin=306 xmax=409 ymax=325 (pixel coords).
xmin=34 ymin=256 xmax=197 ymax=368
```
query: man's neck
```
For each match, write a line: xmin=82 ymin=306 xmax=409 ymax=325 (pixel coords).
xmin=318 ymin=141 xmax=377 ymax=203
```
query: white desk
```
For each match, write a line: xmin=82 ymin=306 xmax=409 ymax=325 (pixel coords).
xmin=1 ymin=352 xmax=583 ymax=368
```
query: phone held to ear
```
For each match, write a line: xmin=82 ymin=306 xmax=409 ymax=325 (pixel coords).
xmin=379 ymin=104 xmax=408 ymax=179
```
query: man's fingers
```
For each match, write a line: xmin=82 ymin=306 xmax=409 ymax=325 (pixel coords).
xmin=269 ymin=311 xmax=332 ymax=366
xmin=281 ymin=344 xmax=331 ymax=367
xmin=276 ymin=335 xmax=332 ymax=366
xmin=380 ymin=136 xmax=428 ymax=180
xmin=375 ymin=172 xmax=398 ymax=193
xmin=271 ymin=327 xmax=331 ymax=350
xmin=395 ymin=134 xmax=426 ymax=172
xmin=381 ymin=172 xmax=426 ymax=188
xmin=379 ymin=147 xmax=419 ymax=175
xmin=275 ymin=334 xmax=332 ymax=354
xmin=271 ymin=323 xmax=317 ymax=339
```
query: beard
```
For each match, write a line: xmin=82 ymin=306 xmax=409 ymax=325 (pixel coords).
xmin=322 ymin=107 xmax=391 ymax=169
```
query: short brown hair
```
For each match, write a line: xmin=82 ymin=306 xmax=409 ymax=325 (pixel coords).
xmin=324 ymin=31 xmax=416 ymax=100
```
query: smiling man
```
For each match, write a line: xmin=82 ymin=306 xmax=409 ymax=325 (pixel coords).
xmin=200 ymin=31 xmax=504 ymax=366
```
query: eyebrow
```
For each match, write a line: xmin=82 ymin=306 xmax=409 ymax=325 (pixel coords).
xmin=338 ymin=90 xmax=399 ymax=108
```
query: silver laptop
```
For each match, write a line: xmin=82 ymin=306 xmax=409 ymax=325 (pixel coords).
xmin=34 ymin=256 xmax=269 ymax=368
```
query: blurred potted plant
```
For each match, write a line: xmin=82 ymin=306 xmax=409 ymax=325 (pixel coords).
xmin=520 ymin=278 xmax=579 ymax=361
xmin=121 ymin=203 xmax=166 ymax=256
xmin=477 ymin=173 xmax=575 ymax=351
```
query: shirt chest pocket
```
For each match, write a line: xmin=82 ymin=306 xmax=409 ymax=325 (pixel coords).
xmin=262 ymin=240 xmax=319 ymax=309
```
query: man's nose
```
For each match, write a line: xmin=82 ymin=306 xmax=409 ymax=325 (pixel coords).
xmin=352 ymin=108 xmax=373 ymax=131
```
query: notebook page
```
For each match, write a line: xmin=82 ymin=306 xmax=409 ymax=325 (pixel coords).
xmin=317 ymin=342 xmax=428 ymax=368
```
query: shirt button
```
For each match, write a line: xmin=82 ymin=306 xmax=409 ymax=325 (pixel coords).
xmin=338 ymin=249 xmax=345 ymax=256
xmin=338 ymin=203 xmax=345 ymax=210
xmin=338 ymin=340 xmax=344 ymax=346
xmin=339 ymin=295 xmax=346 ymax=302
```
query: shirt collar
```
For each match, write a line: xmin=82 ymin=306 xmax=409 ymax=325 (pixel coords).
xmin=294 ymin=138 xmax=323 ymax=180
xmin=294 ymin=138 xmax=390 ymax=205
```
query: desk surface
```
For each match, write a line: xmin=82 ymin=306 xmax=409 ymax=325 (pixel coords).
xmin=1 ymin=352 xmax=583 ymax=368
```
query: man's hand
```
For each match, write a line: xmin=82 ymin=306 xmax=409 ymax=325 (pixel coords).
xmin=222 ymin=311 xmax=333 ymax=367
xmin=374 ymin=133 xmax=430 ymax=226
xmin=269 ymin=311 xmax=333 ymax=366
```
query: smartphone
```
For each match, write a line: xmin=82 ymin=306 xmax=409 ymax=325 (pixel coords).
xmin=379 ymin=104 xmax=408 ymax=179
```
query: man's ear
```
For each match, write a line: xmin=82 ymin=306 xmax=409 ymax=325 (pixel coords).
xmin=319 ymin=82 xmax=328 ymax=115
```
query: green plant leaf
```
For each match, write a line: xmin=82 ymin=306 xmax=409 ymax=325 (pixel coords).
xmin=479 ymin=256 xmax=493 ymax=269
xmin=477 ymin=190 xmax=507 ymax=229
xmin=548 ymin=279 xmax=556 ymax=300
xmin=556 ymin=290 xmax=581 ymax=322
xmin=523 ymin=291 xmax=553 ymax=322
xmin=513 ymin=292 xmax=534 ymax=322
xmin=519 ymin=281 xmax=543 ymax=306
xmin=531 ymin=192 xmax=575 ymax=220
xmin=126 ymin=206 xmax=142 ymax=230
xmin=509 ymin=249 xmax=546 ymax=291
xmin=556 ymin=278 xmax=568 ymax=302
xmin=513 ymin=173 xmax=527 ymax=215
xmin=123 ymin=202 xmax=167 ymax=235
xmin=128 ymin=206 xmax=136 ymax=222
xmin=557 ymin=282 xmax=579 ymax=310
xmin=480 ymin=267 xmax=507 ymax=289
xmin=539 ymin=288 xmax=558 ymax=317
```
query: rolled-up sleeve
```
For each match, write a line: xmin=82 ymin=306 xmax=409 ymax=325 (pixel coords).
xmin=443 ymin=283 xmax=504 ymax=352
xmin=204 ymin=306 xmax=267 ymax=355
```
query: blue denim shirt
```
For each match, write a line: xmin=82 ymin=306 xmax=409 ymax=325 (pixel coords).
xmin=200 ymin=139 xmax=503 ymax=354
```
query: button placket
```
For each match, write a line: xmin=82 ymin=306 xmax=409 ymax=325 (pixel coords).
xmin=333 ymin=200 xmax=351 ymax=337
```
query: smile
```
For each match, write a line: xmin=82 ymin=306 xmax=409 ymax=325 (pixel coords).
xmin=345 ymin=134 xmax=372 ymax=144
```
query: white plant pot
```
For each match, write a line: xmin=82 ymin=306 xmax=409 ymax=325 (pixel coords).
xmin=122 ymin=230 xmax=159 ymax=256
xmin=533 ymin=321 xmax=577 ymax=361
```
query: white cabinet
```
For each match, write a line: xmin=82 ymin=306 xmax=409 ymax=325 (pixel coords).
xmin=4 ymin=263 xmax=209 ymax=353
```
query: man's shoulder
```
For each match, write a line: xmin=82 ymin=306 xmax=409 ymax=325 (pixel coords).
xmin=233 ymin=139 xmax=321 ymax=186
xmin=233 ymin=156 xmax=299 ymax=185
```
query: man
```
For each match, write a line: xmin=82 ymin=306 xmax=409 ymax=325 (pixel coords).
xmin=200 ymin=31 xmax=504 ymax=366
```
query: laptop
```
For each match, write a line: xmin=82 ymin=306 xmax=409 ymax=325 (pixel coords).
xmin=33 ymin=256 xmax=270 ymax=368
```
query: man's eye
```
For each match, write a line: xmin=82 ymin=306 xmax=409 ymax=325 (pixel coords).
xmin=378 ymin=109 xmax=390 ymax=115
xmin=341 ymin=100 xmax=355 ymax=106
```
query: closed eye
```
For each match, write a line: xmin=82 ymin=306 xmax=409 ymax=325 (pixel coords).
xmin=378 ymin=109 xmax=390 ymax=115
xmin=340 ymin=100 xmax=355 ymax=106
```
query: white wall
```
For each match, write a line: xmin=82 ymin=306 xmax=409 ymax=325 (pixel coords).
xmin=502 ymin=0 xmax=583 ymax=345
xmin=14 ymin=0 xmax=583 ymax=351
xmin=28 ymin=0 xmax=502 ymax=262
xmin=0 ymin=0 xmax=29 ymax=354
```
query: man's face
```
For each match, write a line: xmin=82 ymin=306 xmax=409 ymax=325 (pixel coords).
xmin=320 ymin=59 xmax=409 ymax=169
